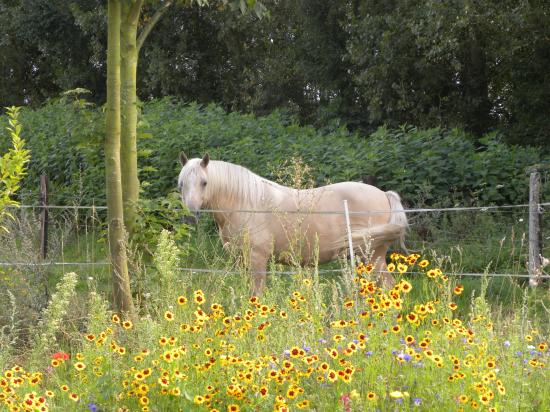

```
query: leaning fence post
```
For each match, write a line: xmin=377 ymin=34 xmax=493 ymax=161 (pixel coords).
xmin=343 ymin=200 xmax=355 ymax=269
xmin=528 ymin=169 xmax=542 ymax=287
xmin=40 ymin=175 xmax=49 ymax=260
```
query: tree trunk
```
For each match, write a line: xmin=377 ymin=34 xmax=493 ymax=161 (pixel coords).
xmin=120 ymin=2 xmax=141 ymax=236
xmin=106 ymin=0 xmax=135 ymax=316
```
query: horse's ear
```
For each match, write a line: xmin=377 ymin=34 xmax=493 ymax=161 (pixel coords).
xmin=200 ymin=153 xmax=210 ymax=168
xmin=179 ymin=151 xmax=188 ymax=167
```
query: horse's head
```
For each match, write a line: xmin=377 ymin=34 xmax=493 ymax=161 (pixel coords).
xmin=177 ymin=152 xmax=210 ymax=225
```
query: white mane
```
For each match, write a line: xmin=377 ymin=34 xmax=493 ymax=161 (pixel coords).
xmin=180 ymin=159 xmax=288 ymax=209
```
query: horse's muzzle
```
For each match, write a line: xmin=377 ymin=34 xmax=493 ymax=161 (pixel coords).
xmin=182 ymin=212 xmax=199 ymax=226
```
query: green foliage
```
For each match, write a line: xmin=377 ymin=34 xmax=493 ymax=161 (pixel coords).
xmin=133 ymin=193 xmax=191 ymax=255
xmin=0 ymin=106 xmax=30 ymax=231
xmin=0 ymin=100 xmax=104 ymax=205
xmin=30 ymin=271 xmax=79 ymax=368
xmin=3 ymin=99 xmax=548 ymax=210
xmin=3 ymin=1 xmax=550 ymax=144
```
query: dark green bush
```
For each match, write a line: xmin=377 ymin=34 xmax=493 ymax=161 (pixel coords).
xmin=1 ymin=97 xmax=547 ymax=208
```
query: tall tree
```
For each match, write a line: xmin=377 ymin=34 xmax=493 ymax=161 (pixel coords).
xmin=105 ymin=0 xmax=266 ymax=312
xmin=106 ymin=0 xmax=135 ymax=315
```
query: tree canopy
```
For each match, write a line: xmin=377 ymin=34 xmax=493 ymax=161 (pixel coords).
xmin=1 ymin=0 xmax=549 ymax=146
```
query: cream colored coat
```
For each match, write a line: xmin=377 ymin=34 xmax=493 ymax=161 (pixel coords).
xmin=178 ymin=154 xmax=408 ymax=295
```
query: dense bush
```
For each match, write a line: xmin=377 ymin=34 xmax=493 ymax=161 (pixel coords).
xmin=1 ymin=98 xmax=547 ymax=208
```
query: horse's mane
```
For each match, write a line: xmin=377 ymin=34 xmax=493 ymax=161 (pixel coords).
xmin=205 ymin=160 xmax=287 ymax=209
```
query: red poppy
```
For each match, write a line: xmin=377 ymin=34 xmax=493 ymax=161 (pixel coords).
xmin=52 ymin=351 xmax=70 ymax=360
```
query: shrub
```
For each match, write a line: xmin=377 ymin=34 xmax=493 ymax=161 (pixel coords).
xmin=2 ymin=98 xmax=547 ymax=209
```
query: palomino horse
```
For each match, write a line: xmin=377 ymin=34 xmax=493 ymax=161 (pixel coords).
xmin=177 ymin=153 xmax=408 ymax=295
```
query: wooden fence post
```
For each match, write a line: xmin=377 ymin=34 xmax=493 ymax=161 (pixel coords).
xmin=528 ymin=170 xmax=542 ymax=287
xmin=40 ymin=175 xmax=48 ymax=260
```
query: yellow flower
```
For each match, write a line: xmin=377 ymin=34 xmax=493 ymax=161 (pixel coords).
xmin=164 ymin=311 xmax=175 ymax=321
xmin=73 ymin=362 xmax=86 ymax=371
xmin=389 ymin=390 xmax=409 ymax=399
xmin=387 ymin=263 xmax=396 ymax=272
xmin=397 ymin=263 xmax=408 ymax=273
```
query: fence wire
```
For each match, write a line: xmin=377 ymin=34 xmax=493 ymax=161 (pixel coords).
xmin=0 ymin=202 xmax=548 ymax=280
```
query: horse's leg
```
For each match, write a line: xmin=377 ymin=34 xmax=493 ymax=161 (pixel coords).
xmin=372 ymin=243 xmax=395 ymax=289
xmin=250 ymin=250 xmax=269 ymax=296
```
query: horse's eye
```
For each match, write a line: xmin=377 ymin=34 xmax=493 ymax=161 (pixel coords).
xmin=201 ymin=180 xmax=207 ymax=187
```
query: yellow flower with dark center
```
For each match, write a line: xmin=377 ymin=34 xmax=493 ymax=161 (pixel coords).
xmin=289 ymin=347 xmax=302 ymax=358
xmin=418 ymin=259 xmax=429 ymax=268
xmin=84 ymin=334 xmax=95 ymax=342
xmin=426 ymin=269 xmax=438 ymax=278
xmin=164 ymin=311 xmax=175 ymax=321
xmin=387 ymin=263 xmax=396 ymax=272
xmin=327 ymin=370 xmax=337 ymax=382
xmin=194 ymin=291 xmax=206 ymax=305
xmin=286 ymin=387 xmax=298 ymax=399
xmin=405 ymin=335 xmax=415 ymax=345
xmin=390 ymin=252 xmax=401 ymax=261
xmin=177 ymin=295 xmax=187 ymax=305
xmin=122 ymin=320 xmax=133 ymax=330
xmin=69 ymin=393 xmax=79 ymax=402
xmin=297 ymin=400 xmax=310 ymax=409
xmin=479 ymin=394 xmax=490 ymax=405
xmin=73 ymin=362 xmax=86 ymax=371
xmin=448 ymin=302 xmax=458 ymax=311
xmin=111 ymin=314 xmax=120 ymax=324
xmin=367 ymin=391 xmax=377 ymax=401
xmin=399 ymin=280 xmax=412 ymax=293
xmin=406 ymin=313 xmax=419 ymax=324
xmin=397 ymin=263 xmax=408 ymax=273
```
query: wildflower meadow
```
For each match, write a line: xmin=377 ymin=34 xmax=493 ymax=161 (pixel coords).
xmin=1 ymin=230 xmax=549 ymax=412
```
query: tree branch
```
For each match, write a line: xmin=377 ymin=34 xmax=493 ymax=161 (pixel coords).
xmin=124 ymin=0 xmax=143 ymax=27
xmin=137 ymin=0 xmax=173 ymax=52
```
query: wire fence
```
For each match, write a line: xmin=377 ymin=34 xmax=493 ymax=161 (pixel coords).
xmin=0 ymin=260 xmax=549 ymax=279
xmin=0 ymin=201 xmax=548 ymax=280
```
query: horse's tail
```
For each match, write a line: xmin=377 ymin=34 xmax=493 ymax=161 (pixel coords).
xmin=330 ymin=191 xmax=408 ymax=254
xmin=385 ymin=190 xmax=408 ymax=252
